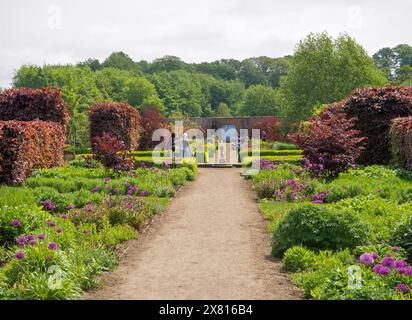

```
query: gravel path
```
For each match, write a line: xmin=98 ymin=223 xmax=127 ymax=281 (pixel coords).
xmin=84 ymin=168 xmax=301 ymax=300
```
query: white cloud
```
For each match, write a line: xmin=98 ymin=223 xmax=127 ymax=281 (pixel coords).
xmin=0 ymin=0 xmax=411 ymax=88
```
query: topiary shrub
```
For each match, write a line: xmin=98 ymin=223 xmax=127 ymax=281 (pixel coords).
xmin=290 ymin=103 xmax=365 ymax=176
xmin=390 ymin=116 xmax=412 ymax=170
xmin=0 ymin=121 xmax=66 ymax=185
xmin=342 ymin=86 xmax=412 ymax=165
xmin=271 ymin=204 xmax=370 ymax=257
xmin=92 ymin=133 xmax=135 ymax=172
xmin=139 ymin=105 xmax=169 ymax=150
xmin=0 ymin=87 xmax=70 ymax=127
xmin=89 ymin=102 xmax=141 ymax=152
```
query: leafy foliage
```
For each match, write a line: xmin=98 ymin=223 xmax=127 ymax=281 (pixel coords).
xmin=291 ymin=103 xmax=365 ymax=175
xmin=0 ymin=121 xmax=66 ymax=185
xmin=88 ymin=102 xmax=141 ymax=151
xmin=139 ymin=105 xmax=169 ymax=150
xmin=390 ymin=117 xmax=412 ymax=170
xmin=342 ymin=86 xmax=412 ymax=165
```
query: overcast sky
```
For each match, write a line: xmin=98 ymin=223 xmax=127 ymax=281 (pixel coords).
xmin=0 ymin=0 xmax=411 ymax=88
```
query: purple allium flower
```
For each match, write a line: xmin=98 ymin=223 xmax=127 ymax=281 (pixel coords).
xmin=139 ymin=190 xmax=149 ymax=197
xmin=66 ymin=204 xmax=74 ymax=210
xmin=104 ymin=177 xmax=111 ymax=184
xmin=392 ymin=247 xmax=399 ymax=252
xmin=11 ymin=219 xmax=21 ymax=227
xmin=15 ymin=252 xmax=25 ymax=260
xmin=82 ymin=229 xmax=89 ymax=235
xmin=311 ymin=200 xmax=323 ymax=204
xmin=37 ymin=233 xmax=45 ymax=240
xmin=394 ymin=260 xmax=408 ymax=268
xmin=73 ymin=211 xmax=79 ymax=216
xmin=397 ymin=267 xmax=408 ymax=275
xmin=104 ymin=197 xmax=111 ymax=206
xmin=113 ymin=188 xmax=119 ymax=194
xmin=42 ymin=200 xmax=56 ymax=211
xmin=381 ymin=257 xmax=395 ymax=267
xmin=140 ymin=162 xmax=146 ymax=168
xmin=29 ymin=239 xmax=36 ymax=246
xmin=48 ymin=242 xmax=58 ymax=250
xmin=396 ymin=283 xmax=409 ymax=294
xmin=377 ymin=266 xmax=391 ymax=276
xmin=16 ymin=236 xmax=27 ymax=247
xmin=26 ymin=234 xmax=34 ymax=241
xmin=373 ymin=264 xmax=383 ymax=274
xmin=56 ymin=227 xmax=62 ymax=234
xmin=372 ymin=253 xmax=379 ymax=260
xmin=62 ymin=214 xmax=68 ymax=219
xmin=360 ymin=253 xmax=375 ymax=265
xmin=47 ymin=221 xmax=56 ymax=227
xmin=404 ymin=267 xmax=412 ymax=276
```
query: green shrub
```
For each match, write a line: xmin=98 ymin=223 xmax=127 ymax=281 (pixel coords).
xmin=0 ymin=205 xmax=49 ymax=247
xmin=0 ymin=187 xmax=37 ymax=207
xmin=271 ymin=204 xmax=370 ymax=257
xmin=282 ymin=246 xmax=317 ymax=272
xmin=392 ymin=217 xmax=412 ymax=260
xmin=334 ymin=195 xmax=411 ymax=242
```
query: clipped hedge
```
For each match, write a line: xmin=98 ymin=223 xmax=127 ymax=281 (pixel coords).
xmin=342 ymin=86 xmax=412 ymax=165
xmin=89 ymin=102 xmax=141 ymax=152
xmin=0 ymin=87 xmax=69 ymax=127
xmin=0 ymin=121 xmax=66 ymax=185
xmin=390 ymin=117 xmax=412 ymax=171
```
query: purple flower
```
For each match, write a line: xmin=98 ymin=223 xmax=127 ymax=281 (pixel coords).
xmin=311 ymin=200 xmax=323 ymax=204
xmin=396 ymin=284 xmax=409 ymax=294
xmin=42 ymin=200 xmax=56 ymax=211
xmin=37 ymin=233 xmax=45 ymax=240
xmin=104 ymin=197 xmax=111 ymax=206
xmin=139 ymin=190 xmax=149 ymax=197
xmin=113 ymin=188 xmax=119 ymax=194
xmin=66 ymin=204 xmax=74 ymax=210
xmin=86 ymin=205 xmax=94 ymax=213
xmin=56 ymin=227 xmax=62 ymax=234
xmin=359 ymin=253 xmax=375 ymax=265
xmin=377 ymin=266 xmax=391 ymax=276
xmin=15 ymin=252 xmax=25 ymax=260
xmin=11 ymin=219 xmax=21 ymax=227
xmin=29 ymin=239 xmax=36 ymax=245
xmin=48 ymin=242 xmax=58 ymax=250
xmin=372 ymin=253 xmax=379 ymax=260
xmin=47 ymin=221 xmax=56 ymax=227
xmin=397 ymin=267 xmax=409 ymax=275
xmin=373 ymin=264 xmax=383 ymax=273
xmin=82 ymin=229 xmax=89 ymax=235
xmin=140 ymin=162 xmax=146 ymax=168
xmin=16 ymin=236 xmax=27 ymax=247
xmin=62 ymin=214 xmax=68 ymax=219
xmin=392 ymin=247 xmax=399 ymax=252
xmin=381 ymin=257 xmax=395 ymax=267
xmin=393 ymin=260 xmax=408 ymax=268
xmin=46 ymin=256 xmax=53 ymax=261
xmin=73 ymin=211 xmax=79 ymax=216
xmin=104 ymin=177 xmax=111 ymax=184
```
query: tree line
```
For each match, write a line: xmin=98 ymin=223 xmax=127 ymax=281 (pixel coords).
xmin=11 ymin=32 xmax=412 ymax=148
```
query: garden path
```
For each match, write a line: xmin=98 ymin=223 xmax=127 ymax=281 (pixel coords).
xmin=84 ymin=168 xmax=301 ymax=300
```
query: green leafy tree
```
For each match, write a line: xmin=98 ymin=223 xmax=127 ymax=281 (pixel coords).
xmin=281 ymin=32 xmax=387 ymax=123
xmin=102 ymin=52 xmax=141 ymax=74
xmin=238 ymin=85 xmax=281 ymax=116
xmin=215 ymin=103 xmax=231 ymax=117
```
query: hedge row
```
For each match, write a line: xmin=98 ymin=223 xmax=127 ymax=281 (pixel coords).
xmin=89 ymin=102 xmax=141 ymax=152
xmin=0 ymin=88 xmax=69 ymax=127
xmin=390 ymin=117 xmax=412 ymax=171
xmin=342 ymin=86 xmax=412 ymax=165
xmin=0 ymin=121 xmax=66 ymax=185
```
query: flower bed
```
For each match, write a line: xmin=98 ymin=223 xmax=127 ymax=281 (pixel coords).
xmin=252 ymin=163 xmax=412 ymax=299
xmin=0 ymin=159 xmax=195 ymax=299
